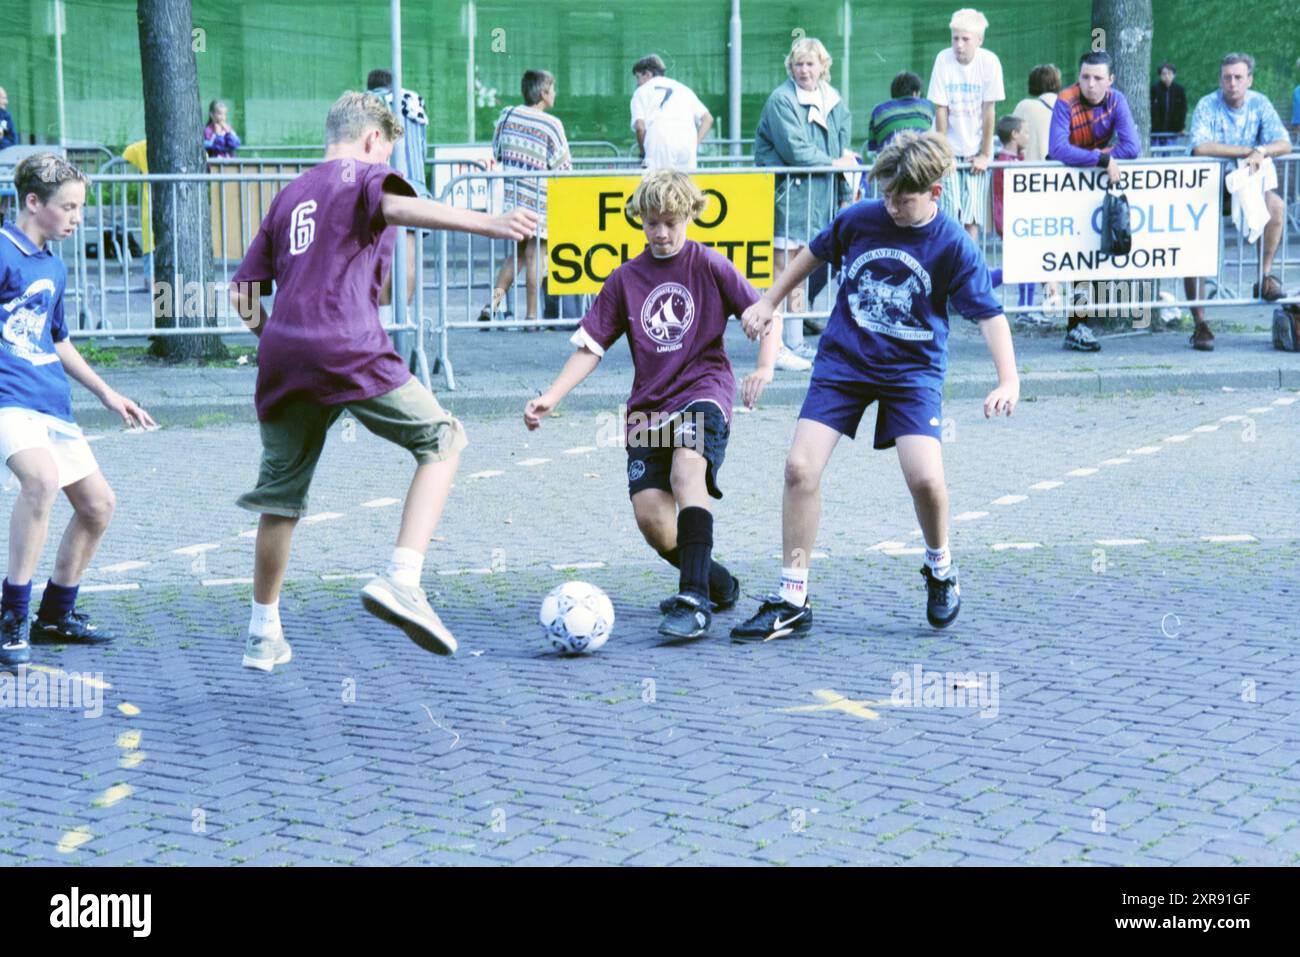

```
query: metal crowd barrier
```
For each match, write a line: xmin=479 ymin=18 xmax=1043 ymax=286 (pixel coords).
xmin=430 ymin=154 xmax=1300 ymax=387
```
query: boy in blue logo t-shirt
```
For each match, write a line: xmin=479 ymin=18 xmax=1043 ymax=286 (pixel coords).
xmin=0 ymin=154 xmax=155 ymax=667
xmin=731 ymin=131 xmax=1020 ymax=639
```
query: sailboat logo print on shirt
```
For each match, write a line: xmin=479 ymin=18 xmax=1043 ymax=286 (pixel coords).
xmin=639 ymin=283 xmax=696 ymax=353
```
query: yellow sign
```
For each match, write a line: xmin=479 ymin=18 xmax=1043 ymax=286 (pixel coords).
xmin=548 ymin=173 xmax=776 ymax=294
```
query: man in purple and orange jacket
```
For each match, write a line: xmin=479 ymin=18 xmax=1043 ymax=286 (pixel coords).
xmin=1048 ymin=50 xmax=1140 ymax=353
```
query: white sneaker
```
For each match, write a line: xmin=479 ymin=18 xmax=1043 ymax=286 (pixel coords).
xmin=242 ymin=631 xmax=292 ymax=672
xmin=774 ymin=346 xmax=812 ymax=372
xmin=792 ymin=341 xmax=818 ymax=361
xmin=361 ymin=574 xmax=458 ymax=656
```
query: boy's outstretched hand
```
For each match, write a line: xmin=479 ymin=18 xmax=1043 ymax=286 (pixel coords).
xmin=983 ymin=381 xmax=1019 ymax=418
xmin=741 ymin=367 xmax=774 ymax=409
xmin=523 ymin=392 xmax=556 ymax=431
xmin=490 ymin=208 xmax=540 ymax=242
xmin=104 ymin=389 xmax=157 ymax=430
xmin=741 ymin=299 xmax=776 ymax=340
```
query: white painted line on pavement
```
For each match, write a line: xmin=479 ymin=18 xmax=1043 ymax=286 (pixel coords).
xmin=99 ymin=560 xmax=150 ymax=573
xmin=1066 ymin=468 xmax=1099 ymax=477
xmin=1130 ymin=446 xmax=1162 ymax=455
xmin=550 ymin=561 xmax=606 ymax=571
xmin=321 ymin=572 xmax=376 ymax=581
xmin=436 ymin=567 xmax=493 ymax=576
xmin=79 ymin=583 xmax=140 ymax=594
xmin=1273 ymin=397 xmax=1297 ymax=406
xmin=518 ymin=458 xmax=551 ymax=467
xmin=563 ymin=446 xmax=596 ymax=455
xmin=882 ymin=547 xmax=926 ymax=556
xmin=1163 ymin=435 xmax=1191 ymax=443
xmin=202 ymin=578 xmax=254 ymax=587
xmin=302 ymin=512 xmax=344 ymax=524
xmin=1099 ymin=458 xmax=1131 ymax=466
xmin=1219 ymin=415 xmax=1246 ymax=422
xmin=991 ymin=542 xmax=1041 ymax=551
xmin=172 ymin=542 xmax=220 ymax=556
xmin=468 ymin=470 xmax=504 ymax=479
xmin=1246 ymin=407 xmax=1273 ymax=414
xmin=992 ymin=495 xmax=1027 ymax=506
xmin=1202 ymin=534 xmax=1257 ymax=543
xmin=869 ymin=541 xmax=909 ymax=551
xmin=361 ymin=497 xmax=400 ymax=508
xmin=1096 ymin=538 xmax=1148 ymax=546
xmin=1191 ymin=425 xmax=1220 ymax=433
xmin=238 ymin=528 xmax=259 ymax=538
xmin=1030 ymin=480 xmax=1064 ymax=491
xmin=954 ymin=511 xmax=988 ymax=522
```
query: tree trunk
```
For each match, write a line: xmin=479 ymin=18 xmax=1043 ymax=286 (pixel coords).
xmin=1093 ymin=0 xmax=1153 ymax=155
xmin=137 ymin=0 xmax=226 ymax=360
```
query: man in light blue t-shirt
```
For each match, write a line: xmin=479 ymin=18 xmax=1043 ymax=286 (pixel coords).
xmin=1184 ymin=52 xmax=1292 ymax=351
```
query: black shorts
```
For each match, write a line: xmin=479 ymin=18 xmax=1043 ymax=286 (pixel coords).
xmin=626 ymin=400 xmax=729 ymax=500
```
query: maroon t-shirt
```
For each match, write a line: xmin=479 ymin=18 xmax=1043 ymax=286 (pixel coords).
xmin=232 ymin=159 xmax=417 ymax=419
xmin=575 ymin=241 xmax=759 ymax=433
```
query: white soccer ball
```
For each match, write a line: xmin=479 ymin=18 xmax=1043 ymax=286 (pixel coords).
xmin=539 ymin=581 xmax=615 ymax=654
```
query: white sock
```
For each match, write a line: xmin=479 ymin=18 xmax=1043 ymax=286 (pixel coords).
xmin=778 ymin=566 xmax=809 ymax=607
xmin=249 ymin=599 xmax=281 ymax=638
xmin=388 ymin=547 xmax=425 ymax=589
xmin=925 ymin=542 xmax=953 ymax=577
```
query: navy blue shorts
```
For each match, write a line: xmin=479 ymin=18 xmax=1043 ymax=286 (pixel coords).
xmin=626 ymin=400 xmax=729 ymax=499
xmin=798 ymin=377 xmax=943 ymax=449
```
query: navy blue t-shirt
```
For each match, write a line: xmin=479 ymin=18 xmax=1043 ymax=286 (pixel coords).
xmin=0 ymin=223 xmax=73 ymax=421
xmin=808 ymin=200 xmax=1001 ymax=392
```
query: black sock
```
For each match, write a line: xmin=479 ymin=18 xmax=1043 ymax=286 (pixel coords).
xmin=658 ymin=546 xmax=732 ymax=600
xmin=676 ymin=507 xmax=712 ymax=602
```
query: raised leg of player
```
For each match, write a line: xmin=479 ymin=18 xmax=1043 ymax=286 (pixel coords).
xmin=895 ymin=434 xmax=949 ymax=551
xmin=781 ymin=419 xmax=842 ymax=567
xmin=5 ymin=449 xmax=60 ymax=585
xmin=395 ymin=453 xmax=461 ymax=553
xmin=253 ymin=514 xmax=298 ymax=604
xmin=50 ymin=469 xmax=117 ymax=586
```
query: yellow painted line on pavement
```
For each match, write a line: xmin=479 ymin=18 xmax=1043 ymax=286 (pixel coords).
xmin=91 ymin=784 xmax=134 ymax=808
xmin=117 ymin=702 xmax=140 ymax=716
xmin=779 ymin=689 xmax=894 ymax=721
xmin=119 ymin=751 xmax=147 ymax=770
xmin=26 ymin=665 xmax=112 ymax=690
xmin=56 ymin=827 xmax=93 ymax=854
xmin=116 ymin=730 xmax=142 ymax=750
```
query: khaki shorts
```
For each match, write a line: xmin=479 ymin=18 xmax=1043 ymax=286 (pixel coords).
xmin=237 ymin=378 xmax=468 ymax=518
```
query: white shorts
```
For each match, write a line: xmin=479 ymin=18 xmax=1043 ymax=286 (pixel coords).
xmin=0 ymin=409 xmax=98 ymax=491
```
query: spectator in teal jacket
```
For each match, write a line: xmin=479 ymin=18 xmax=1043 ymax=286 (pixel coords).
xmin=754 ymin=37 xmax=856 ymax=367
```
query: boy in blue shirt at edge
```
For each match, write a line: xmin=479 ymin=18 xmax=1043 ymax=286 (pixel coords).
xmin=731 ymin=130 xmax=1019 ymax=639
xmin=0 ymin=154 xmax=156 ymax=667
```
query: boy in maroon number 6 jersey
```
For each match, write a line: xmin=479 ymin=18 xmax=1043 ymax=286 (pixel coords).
xmin=525 ymin=171 xmax=781 ymax=641
xmin=229 ymin=92 xmax=536 ymax=672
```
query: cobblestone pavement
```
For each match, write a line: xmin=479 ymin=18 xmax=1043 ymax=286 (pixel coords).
xmin=2 ymin=385 xmax=1297 ymax=865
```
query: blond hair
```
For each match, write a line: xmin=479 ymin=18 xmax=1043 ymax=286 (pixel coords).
xmin=785 ymin=37 xmax=833 ymax=83
xmin=949 ymin=7 xmax=988 ymax=36
xmin=869 ymin=131 xmax=954 ymax=195
xmin=626 ymin=170 xmax=708 ymax=222
xmin=325 ymin=91 xmax=403 ymax=145
xmin=14 ymin=152 xmax=87 ymax=206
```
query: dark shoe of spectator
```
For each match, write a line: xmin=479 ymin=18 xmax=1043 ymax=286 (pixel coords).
xmin=1190 ymin=322 xmax=1215 ymax=351
xmin=1255 ymin=275 xmax=1284 ymax=302
xmin=1063 ymin=325 xmax=1101 ymax=352
xmin=802 ymin=319 xmax=825 ymax=335
xmin=477 ymin=287 xmax=508 ymax=328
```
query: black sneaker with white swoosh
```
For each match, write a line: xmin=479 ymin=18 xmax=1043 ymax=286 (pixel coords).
xmin=730 ymin=594 xmax=812 ymax=643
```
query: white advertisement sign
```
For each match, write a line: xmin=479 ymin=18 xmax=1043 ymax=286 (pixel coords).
xmin=431 ymin=146 xmax=501 ymax=211
xmin=1002 ymin=161 xmax=1221 ymax=282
